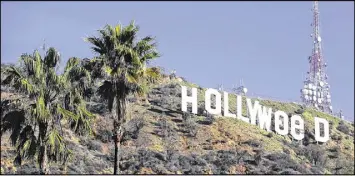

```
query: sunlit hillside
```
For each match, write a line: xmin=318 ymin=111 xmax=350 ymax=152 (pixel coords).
xmin=1 ymin=72 xmax=354 ymax=174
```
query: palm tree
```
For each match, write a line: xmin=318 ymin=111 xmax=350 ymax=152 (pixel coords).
xmin=63 ymin=57 xmax=94 ymax=101
xmin=1 ymin=48 xmax=94 ymax=174
xmin=86 ymin=21 xmax=161 ymax=174
xmin=62 ymin=57 xmax=97 ymax=135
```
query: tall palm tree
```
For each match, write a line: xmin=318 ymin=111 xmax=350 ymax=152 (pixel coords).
xmin=86 ymin=21 xmax=161 ymax=174
xmin=1 ymin=48 xmax=94 ymax=174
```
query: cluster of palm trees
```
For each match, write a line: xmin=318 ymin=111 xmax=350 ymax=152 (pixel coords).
xmin=1 ymin=21 xmax=161 ymax=174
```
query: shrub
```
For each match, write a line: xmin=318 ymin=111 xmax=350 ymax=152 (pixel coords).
xmin=170 ymin=86 xmax=180 ymax=97
xmin=158 ymin=116 xmax=179 ymax=156
xmin=197 ymin=102 xmax=205 ymax=115
xmin=266 ymin=132 xmax=273 ymax=138
xmin=96 ymin=129 xmax=112 ymax=143
xmin=331 ymin=134 xmax=342 ymax=143
xmin=206 ymin=113 xmax=215 ymax=121
xmin=304 ymin=144 xmax=327 ymax=167
xmin=283 ymin=147 xmax=291 ymax=155
xmin=202 ymin=150 xmax=242 ymax=174
xmin=158 ymin=117 xmax=175 ymax=138
xmin=302 ymin=128 xmax=315 ymax=146
xmin=87 ymin=140 xmax=102 ymax=151
xmin=295 ymin=108 xmax=305 ymax=114
xmin=241 ymin=140 xmax=262 ymax=148
xmin=254 ymin=149 xmax=263 ymax=166
xmin=329 ymin=121 xmax=333 ymax=130
xmin=94 ymin=116 xmax=113 ymax=143
xmin=15 ymin=163 xmax=40 ymax=174
xmin=182 ymin=112 xmax=192 ymax=121
xmin=87 ymin=102 xmax=106 ymax=114
xmin=310 ymin=166 xmax=325 ymax=174
xmin=127 ymin=97 xmax=138 ymax=103
xmin=123 ymin=117 xmax=145 ymax=141
xmin=136 ymin=131 xmax=153 ymax=149
xmin=184 ymin=118 xmax=198 ymax=137
xmin=199 ymin=112 xmax=215 ymax=125
xmin=160 ymin=96 xmax=170 ymax=109
xmin=337 ymin=122 xmax=350 ymax=135
xmin=264 ymin=152 xmax=309 ymax=174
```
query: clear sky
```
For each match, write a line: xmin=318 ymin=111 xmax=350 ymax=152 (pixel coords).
xmin=1 ymin=2 xmax=354 ymax=121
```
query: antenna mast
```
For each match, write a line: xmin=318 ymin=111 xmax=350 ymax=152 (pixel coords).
xmin=232 ymin=79 xmax=248 ymax=96
xmin=300 ymin=1 xmax=333 ymax=114
xmin=40 ymin=39 xmax=46 ymax=56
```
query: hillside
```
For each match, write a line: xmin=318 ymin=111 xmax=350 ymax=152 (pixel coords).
xmin=1 ymin=75 xmax=354 ymax=174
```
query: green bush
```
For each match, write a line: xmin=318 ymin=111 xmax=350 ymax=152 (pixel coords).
xmin=337 ymin=122 xmax=350 ymax=135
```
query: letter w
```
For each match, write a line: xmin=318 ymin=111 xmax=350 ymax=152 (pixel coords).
xmin=258 ymin=106 xmax=272 ymax=131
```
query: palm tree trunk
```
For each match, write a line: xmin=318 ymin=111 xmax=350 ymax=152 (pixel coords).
xmin=38 ymin=121 xmax=49 ymax=175
xmin=39 ymin=143 xmax=48 ymax=174
xmin=113 ymin=90 xmax=127 ymax=175
xmin=113 ymin=122 xmax=119 ymax=175
xmin=113 ymin=120 xmax=123 ymax=174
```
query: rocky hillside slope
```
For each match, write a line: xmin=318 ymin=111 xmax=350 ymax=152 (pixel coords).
xmin=1 ymin=75 xmax=354 ymax=174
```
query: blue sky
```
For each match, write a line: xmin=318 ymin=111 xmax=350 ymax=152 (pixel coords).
xmin=1 ymin=2 xmax=354 ymax=121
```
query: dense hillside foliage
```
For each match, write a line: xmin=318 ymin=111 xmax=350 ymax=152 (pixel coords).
xmin=1 ymin=74 xmax=354 ymax=174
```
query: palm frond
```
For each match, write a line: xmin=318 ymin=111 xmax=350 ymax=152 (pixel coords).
xmin=1 ymin=110 xmax=26 ymax=145
xmin=140 ymin=50 xmax=160 ymax=63
xmin=1 ymin=66 xmax=23 ymax=86
xmin=97 ymin=80 xmax=116 ymax=112
xmin=64 ymin=57 xmax=81 ymax=73
xmin=72 ymin=105 xmax=95 ymax=135
xmin=19 ymin=53 xmax=36 ymax=76
xmin=16 ymin=125 xmax=37 ymax=161
xmin=86 ymin=36 xmax=106 ymax=55
xmin=126 ymin=73 xmax=139 ymax=85
xmin=135 ymin=82 xmax=149 ymax=97
xmin=46 ymin=129 xmax=68 ymax=163
xmin=44 ymin=47 xmax=61 ymax=68
xmin=33 ymin=50 xmax=44 ymax=80
xmin=56 ymin=104 xmax=78 ymax=120
xmin=18 ymin=78 xmax=34 ymax=94
xmin=35 ymin=96 xmax=51 ymax=121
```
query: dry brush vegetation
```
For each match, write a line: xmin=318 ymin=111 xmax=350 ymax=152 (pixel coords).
xmin=1 ymin=74 xmax=354 ymax=174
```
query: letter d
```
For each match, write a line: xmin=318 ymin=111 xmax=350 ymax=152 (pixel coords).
xmin=314 ymin=117 xmax=330 ymax=143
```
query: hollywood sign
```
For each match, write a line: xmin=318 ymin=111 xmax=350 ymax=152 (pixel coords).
xmin=180 ymin=86 xmax=330 ymax=143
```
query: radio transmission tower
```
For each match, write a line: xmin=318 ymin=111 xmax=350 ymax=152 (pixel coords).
xmin=233 ymin=79 xmax=248 ymax=96
xmin=217 ymin=84 xmax=224 ymax=91
xmin=300 ymin=1 xmax=332 ymax=113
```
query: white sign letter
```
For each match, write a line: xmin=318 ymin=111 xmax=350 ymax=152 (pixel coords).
xmin=181 ymin=86 xmax=197 ymax=114
xmin=237 ymin=95 xmax=249 ymax=123
xmin=258 ymin=106 xmax=272 ymax=131
xmin=205 ymin=88 xmax=221 ymax=115
xmin=290 ymin=115 xmax=304 ymax=140
xmin=314 ymin=117 xmax=330 ymax=143
xmin=274 ymin=110 xmax=289 ymax=136
xmin=247 ymin=98 xmax=260 ymax=125
xmin=223 ymin=92 xmax=236 ymax=118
